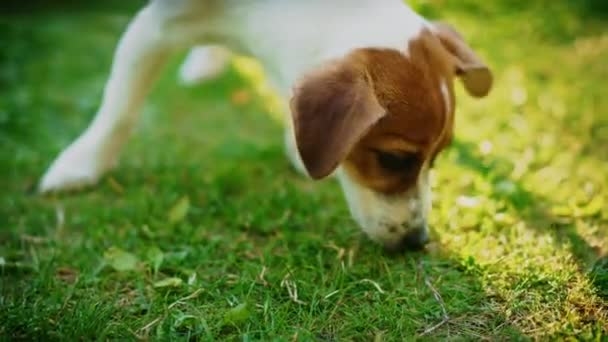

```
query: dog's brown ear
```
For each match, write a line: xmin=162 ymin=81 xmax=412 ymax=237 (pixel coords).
xmin=433 ymin=22 xmax=493 ymax=97
xmin=290 ymin=57 xmax=385 ymax=179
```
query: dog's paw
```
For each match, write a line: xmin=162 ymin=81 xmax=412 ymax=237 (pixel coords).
xmin=178 ymin=46 xmax=230 ymax=86
xmin=39 ymin=144 xmax=110 ymax=193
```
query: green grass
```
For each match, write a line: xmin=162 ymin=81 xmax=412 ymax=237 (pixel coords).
xmin=1 ymin=1 xmax=607 ymax=340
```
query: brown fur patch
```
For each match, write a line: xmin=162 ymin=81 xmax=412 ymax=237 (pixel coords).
xmin=290 ymin=58 xmax=385 ymax=179
xmin=343 ymin=30 xmax=457 ymax=194
xmin=291 ymin=25 xmax=491 ymax=194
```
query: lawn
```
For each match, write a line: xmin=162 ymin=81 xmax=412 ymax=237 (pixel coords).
xmin=1 ymin=0 xmax=607 ymax=340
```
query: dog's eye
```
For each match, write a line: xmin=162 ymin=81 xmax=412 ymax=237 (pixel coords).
xmin=375 ymin=151 xmax=419 ymax=172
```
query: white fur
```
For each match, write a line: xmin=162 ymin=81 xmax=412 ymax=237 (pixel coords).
xmin=39 ymin=0 xmax=431 ymax=246
xmin=179 ymin=45 xmax=231 ymax=85
xmin=337 ymin=165 xmax=431 ymax=248
xmin=40 ymin=4 xmax=176 ymax=191
xmin=227 ymin=0 xmax=427 ymax=89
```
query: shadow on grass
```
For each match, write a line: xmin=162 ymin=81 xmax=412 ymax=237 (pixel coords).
xmin=450 ymin=139 xmax=601 ymax=266
xmin=449 ymin=139 xmax=604 ymax=300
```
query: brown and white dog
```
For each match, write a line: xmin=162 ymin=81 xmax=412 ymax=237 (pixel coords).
xmin=39 ymin=0 xmax=492 ymax=251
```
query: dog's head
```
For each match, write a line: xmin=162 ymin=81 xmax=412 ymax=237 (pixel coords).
xmin=290 ymin=23 xmax=492 ymax=251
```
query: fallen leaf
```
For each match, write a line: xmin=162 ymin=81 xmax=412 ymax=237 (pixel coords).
xmin=153 ymin=277 xmax=183 ymax=288
xmin=576 ymin=196 xmax=603 ymax=218
xmin=146 ymin=247 xmax=164 ymax=275
xmin=511 ymin=86 xmax=528 ymax=106
xmin=107 ymin=177 xmax=124 ymax=194
xmin=187 ymin=272 xmax=197 ymax=285
xmin=494 ymin=180 xmax=517 ymax=196
xmin=0 ymin=261 xmax=36 ymax=273
xmin=104 ymin=247 xmax=139 ymax=272
xmin=223 ymin=303 xmax=251 ymax=325
xmin=20 ymin=234 xmax=49 ymax=244
xmin=478 ymin=140 xmax=493 ymax=155
xmin=552 ymin=205 xmax=572 ymax=217
xmin=141 ymin=225 xmax=155 ymax=239
xmin=165 ymin=250 xmax=189 ymax=263
xmin=173 ymin=314 xmax=199 ymax=331
xmin=456 ymin=196 xmax=480 ymax=208
xmin=56 ymin=267 xmax=79 ymax=283
xmin=168 ymin=196 xmax=190 ymax=224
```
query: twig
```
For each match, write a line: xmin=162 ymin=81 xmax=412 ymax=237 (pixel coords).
xmin=21 ymin=234 xmax=49 ymax=244
xmin=359 ymin=279 xmax=386 ymax=294
xmin=347 ymin=248 xmax=356 ymax=268
xmin=137 ymin=288 xmax=205 ymax=337
xmin=418 ymin=260 xmax=450 ymax=336
xmin=108 ymin=177 xmax=125 ymax=194
xmin=138 ymin=315 xmax=164 ymax=335
xmin=281 ymin=273 xmax=307 ymax=305
xmin=168 ymin=288 xmax=205 ymax=310
xmin=324 ymin=290 xmax=340 ymax=300
xmin=55 ymin=204 xmax=65 ymax=231
xmin=257 ymin=266 xmax=269 ymax=287
xmin=326 ymin=242 xmax=345 ymax=260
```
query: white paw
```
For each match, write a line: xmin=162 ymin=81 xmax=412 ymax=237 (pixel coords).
xmin=178 ymin=46 xmax=230 ymax=86
xmin=39 ymin=143 xmax=111 ymax=193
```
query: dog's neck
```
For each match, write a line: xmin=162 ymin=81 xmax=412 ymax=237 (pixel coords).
xmin=221 ymin=0 xmax=427 ymax=94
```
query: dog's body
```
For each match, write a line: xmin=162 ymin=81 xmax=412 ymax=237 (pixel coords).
xmin=40 ymin=0 xmax=492 ymax=251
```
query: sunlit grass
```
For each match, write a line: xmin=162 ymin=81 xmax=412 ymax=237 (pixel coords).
xmin=1 ymin=1 xmax=606 ymax=340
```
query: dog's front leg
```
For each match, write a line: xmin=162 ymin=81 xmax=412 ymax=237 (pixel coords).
xmin=39 ymin=5 xmax=182 ymax=193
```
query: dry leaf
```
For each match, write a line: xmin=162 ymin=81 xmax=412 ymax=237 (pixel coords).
xmin=168 ymin=196 xmax=190 ymax=224
xmin=104 ymin=247 xmax=139 ymax=272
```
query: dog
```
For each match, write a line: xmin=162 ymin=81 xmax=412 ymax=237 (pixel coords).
xmin=39 ymin=0 xmax=492 ymax=251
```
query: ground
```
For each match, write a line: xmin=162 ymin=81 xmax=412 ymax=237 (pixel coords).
xmin=1 ymin=1 xmax=607 ymax=340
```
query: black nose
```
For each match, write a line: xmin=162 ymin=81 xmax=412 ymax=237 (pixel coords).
xmin=399 ymin=227 xmax=429 ymax=251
